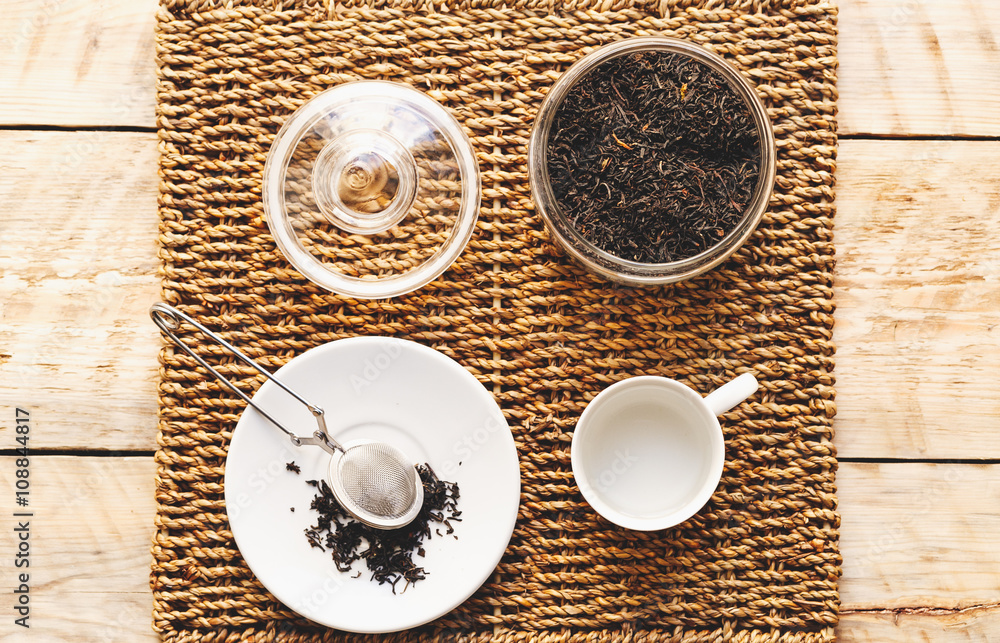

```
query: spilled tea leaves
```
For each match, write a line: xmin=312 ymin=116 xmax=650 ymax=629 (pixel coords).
xmin=301 ymin=464 xmax=460 ymax=593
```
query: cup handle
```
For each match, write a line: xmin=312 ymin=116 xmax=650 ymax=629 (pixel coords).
xmin=704 ymin=372 xmax=758 ymax=416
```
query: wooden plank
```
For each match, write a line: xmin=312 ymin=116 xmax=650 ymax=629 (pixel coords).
xmin=833 ymin=139 xmax=1000 ymax=459
xmin=1 ymin=0 xmax=998 ymax=136
xmin=836 ymin=461 xmax=1000 ymax=640
xmin=839 ymin=608 xmax=1000 ymax=642
xmin=0 ymin=131 xmax=161 ymax=451
xmin=0 ymin=0 xmax=156 ymax=128
xmin=0 ymin=456 xmax=158 ymax=641
xmin=838 ymin=0 xmax=1000 ymax=137
xmin=1 ymin=457 xmax=997 ymax=639
xmin=4 ymin=133 xmax=999 ymax=456
xmin=838 ymin=463 xmax=1000 ymax=611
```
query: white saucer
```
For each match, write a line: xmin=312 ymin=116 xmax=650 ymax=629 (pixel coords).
xmin=223 ymin=337 xmax=520 ymax=633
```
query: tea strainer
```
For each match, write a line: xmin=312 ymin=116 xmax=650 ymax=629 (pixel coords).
xmin=150 ymin=303 xmax=424 ymax=529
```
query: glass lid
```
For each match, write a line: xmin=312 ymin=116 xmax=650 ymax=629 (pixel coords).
xmin=263 ymin=81 xmax=481 ymax=299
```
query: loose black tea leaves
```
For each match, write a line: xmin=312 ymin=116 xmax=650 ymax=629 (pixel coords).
xmin=301 ymin=464 xmax=460 ymax=593
xmin=546 ymin=50 xmax=762 ymax=263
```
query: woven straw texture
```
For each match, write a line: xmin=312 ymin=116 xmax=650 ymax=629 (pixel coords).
xmin=151 ymin=0 xmax=840 ymax=641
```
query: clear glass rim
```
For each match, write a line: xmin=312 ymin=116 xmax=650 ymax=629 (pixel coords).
xmin=528 ymin=37 xmax=777 ymax=285
xmin=263 ymin=80 xmax=481 ymax=299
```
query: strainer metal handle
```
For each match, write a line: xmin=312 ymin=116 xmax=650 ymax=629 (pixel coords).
xmin=150 ymin=303 xmax=342 ymax=455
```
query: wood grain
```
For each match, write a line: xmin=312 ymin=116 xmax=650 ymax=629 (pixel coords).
xmin=2 ymin=457 xmax=997 ymax=640
xmin=838 ymin=462 xmax=1000 ymax=611
xmin=0 ymin=456 xmax=158 ymax=641
xmin=0 ymin=131 xmax=161 ymax=452
xmin=833 ymin=140 xmax=1000 ymax=459
xmin=0 ymin=0 xmax=156 ymax=128
xmin=2 ymin=0 xmax=1000 ymax=136
xmin=838 ymin=0 xmax=1000 ymax=136
xmin=839 ymin=608 xmax=1000 ymax=642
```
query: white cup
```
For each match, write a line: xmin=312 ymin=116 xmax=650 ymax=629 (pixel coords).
xmin=571 ymin=373 xmax=758 ymax=531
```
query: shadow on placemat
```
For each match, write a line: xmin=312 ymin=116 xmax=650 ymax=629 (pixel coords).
xmin=150 ymin=0 xmax=840 ymax=640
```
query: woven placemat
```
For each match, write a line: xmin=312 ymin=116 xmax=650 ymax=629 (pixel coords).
xmin=151 ymin=0 xmax=840 ymax=641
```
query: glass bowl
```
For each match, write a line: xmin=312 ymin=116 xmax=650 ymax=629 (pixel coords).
xmin=263 ymin=81 xmax=481 ymax=299
xmin=528 ymin=37 xmax=776 ymax=285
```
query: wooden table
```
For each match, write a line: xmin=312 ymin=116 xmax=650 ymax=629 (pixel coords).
xmin=1 ymin=0 xmax=998 ymax=639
